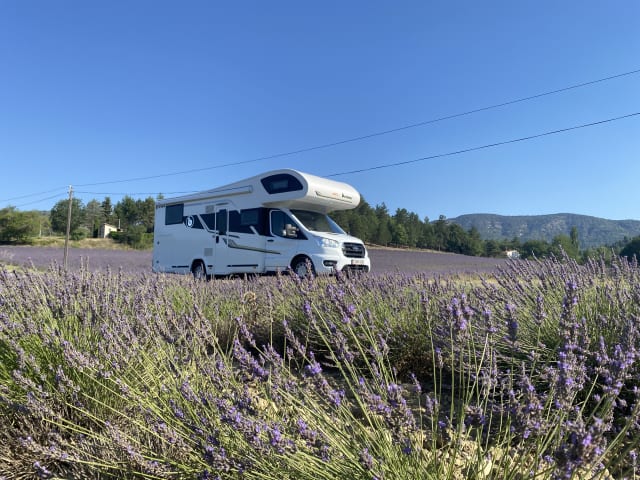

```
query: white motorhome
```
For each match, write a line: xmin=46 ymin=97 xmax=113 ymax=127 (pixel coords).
xmin=152 ymin=169 xmax=370 ymax=278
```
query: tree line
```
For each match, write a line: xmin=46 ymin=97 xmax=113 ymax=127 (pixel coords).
xmin=1 ymin=195 xmax=639 ymax=261
xmin=329 ymin=200 xmax=636 ymax=262
xmin=0 ymin=196 xmax=157 ymax=249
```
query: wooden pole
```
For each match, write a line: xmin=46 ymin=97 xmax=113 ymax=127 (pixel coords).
xmin=63 ymin=185 xmax=73 ymax=269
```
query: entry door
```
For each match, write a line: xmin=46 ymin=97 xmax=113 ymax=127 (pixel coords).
xmin=211 ymin=207 xmax=228 ymax=274
xmin=213 ymin=207 xmax=267 ymax=274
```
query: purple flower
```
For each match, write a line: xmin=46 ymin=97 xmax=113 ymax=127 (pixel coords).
xmin=304 ymin=353 xmax=323 ymax=377
xmin=33 ymin=461 xmax=53 ymax=479
xmin=359 ymin=447 xmax=374 ymax=470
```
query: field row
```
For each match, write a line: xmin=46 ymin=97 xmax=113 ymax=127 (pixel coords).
xmin=0 ymin=245 xmax=507 ymax=276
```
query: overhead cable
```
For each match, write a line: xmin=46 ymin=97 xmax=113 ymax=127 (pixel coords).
xmin=326 ymin=112 xmax=640 ymax=177
xmin=69 ymin=111 xmax=640 ymax=196
xmin=73 ymin=67 xmax=640 ymax=188
xmin=15 ymin=192 xmax=69 ymax=208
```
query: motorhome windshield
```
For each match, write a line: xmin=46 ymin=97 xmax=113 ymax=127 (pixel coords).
xmin=290 ymin=209 xmax=346 ymax=234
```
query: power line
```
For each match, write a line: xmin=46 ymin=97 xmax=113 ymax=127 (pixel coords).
xmin=15 ymin=191 xmax=68 ymax=209
xmin=75 ymin=190 xmax=195 ymax=196
xmin=73 ymin=67 xmax=640 ymax=188
xmin=1 ymin=187 xmax=68 ymax=204
xmin=71 ymin=111 xmax=640 ymax=196
xmin=326 ymin=112 xmax=640 ymax=177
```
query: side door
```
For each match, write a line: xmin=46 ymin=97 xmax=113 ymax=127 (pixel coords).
xmin=264 ymin=209 xmax=302 ymax=271
xmin=199 ymin=204 xmax=227 ymax=275
xmin=212 ymin=207 xmax=229 ymax=275
xmin=223 ymin=208 xmax=267 ymax=274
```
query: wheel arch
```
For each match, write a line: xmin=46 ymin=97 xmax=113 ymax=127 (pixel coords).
xmin=290 ymin=254 xmax=316 ymax=277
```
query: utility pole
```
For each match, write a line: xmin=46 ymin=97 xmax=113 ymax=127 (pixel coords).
xmin=63 ymin=185 xmax=73 ymax=269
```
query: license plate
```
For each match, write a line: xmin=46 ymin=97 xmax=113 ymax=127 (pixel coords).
xmin=351 ymin=259 xmax=365 ymax=265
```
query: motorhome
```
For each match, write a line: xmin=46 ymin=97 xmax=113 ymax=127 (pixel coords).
xmin=152 ymin=169 xmax=371 ymax=278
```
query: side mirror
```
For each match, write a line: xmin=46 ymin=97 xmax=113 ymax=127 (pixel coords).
xmin=285 ymin=224 xmax=298 ymax=238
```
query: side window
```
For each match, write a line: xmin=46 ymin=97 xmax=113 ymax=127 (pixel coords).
xmin=165 ymin=204 xmax=184 ymax=225
xmin=201 ymin=213 xmax=216 ymax=230
xmin=229 ymin=208 xmax=261 ymax=234
xmin=216 ymin=209 xmax=227 ymax=235
xmin=241 ymin=208 xmax=260 ymax=228
xmin=270 ymin=210 xmax=304 ymax=239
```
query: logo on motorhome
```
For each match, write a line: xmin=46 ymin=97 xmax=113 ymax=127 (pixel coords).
xmin=185 ymin=216 xmax=195 ymax=228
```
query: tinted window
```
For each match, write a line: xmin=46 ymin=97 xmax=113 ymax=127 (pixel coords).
xmin=261 ymin=174 xmax=303 ymax=194
xmin=229 ymin=208 xmax=261 ymax=234
xmin=241 ymin=208 xmax=260 ymax=227
xmin=165 ymin=204 xmax=184 ymax=225
xmin=201 ymin=213 xmax=216 ymax=230
xmin=216 ymin=209 xmax=227 ymax=235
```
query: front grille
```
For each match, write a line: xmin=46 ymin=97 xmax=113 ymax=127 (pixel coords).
xmin=342 ymin=242 xmax=366 ymax=258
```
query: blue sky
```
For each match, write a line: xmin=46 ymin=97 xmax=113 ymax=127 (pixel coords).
xmin=1 ymin=1 xmax=639 ymax=221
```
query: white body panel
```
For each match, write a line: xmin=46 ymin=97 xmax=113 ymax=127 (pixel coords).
xmin=152 ymin=169 xmax=370 ymax=276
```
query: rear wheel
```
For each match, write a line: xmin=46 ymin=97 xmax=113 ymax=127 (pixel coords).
xmin=192 ymin=261 xmax=207 ymax=280
xmin=291 ymin=256 xmax=314 ymax=278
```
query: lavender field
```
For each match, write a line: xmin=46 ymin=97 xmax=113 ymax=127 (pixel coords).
xmin=0 ymin=245 xmax=507 ymax=276
xmin=1 ymin=251 xmax=640 ymax=479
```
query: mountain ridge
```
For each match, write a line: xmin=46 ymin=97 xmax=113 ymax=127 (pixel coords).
xmin=448 ymin=213 xmax=640 ymax=249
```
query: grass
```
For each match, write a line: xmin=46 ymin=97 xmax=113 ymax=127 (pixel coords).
xmin=1 ymin=254 xmax=640 ymax=479
xmin=25 ymin=236 xmax=137 ymax=250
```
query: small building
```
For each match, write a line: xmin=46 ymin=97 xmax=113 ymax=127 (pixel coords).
xmin=99 ymin=223 xmax=120 ymax=238
xmin=505 ymin=249 xmax=520 ymax=259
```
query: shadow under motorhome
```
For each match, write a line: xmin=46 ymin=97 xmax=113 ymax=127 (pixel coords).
xmin=152 ymin=169 xmax=371 ymax=278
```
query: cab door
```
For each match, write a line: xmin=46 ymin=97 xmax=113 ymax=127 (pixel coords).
xmin=265 ymin=209 xmax=302 ymax=271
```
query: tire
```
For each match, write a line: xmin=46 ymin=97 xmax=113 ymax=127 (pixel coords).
xmin=192 ymin=261 xmax=207 ymax=280
xmin=291 ymin=256 xmax=314 ymax=278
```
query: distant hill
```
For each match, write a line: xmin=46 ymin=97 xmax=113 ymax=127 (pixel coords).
xmin=448 ymin=213 xmax=640 ymax=249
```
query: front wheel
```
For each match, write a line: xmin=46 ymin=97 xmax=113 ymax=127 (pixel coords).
xmin=291 ymin=257 xmax=315 ymax=278
xmin=192 ymin=261 xmax=207 ymax=280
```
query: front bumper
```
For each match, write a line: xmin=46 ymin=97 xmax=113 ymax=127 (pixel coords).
xmin=311 ymin=254 xmax=370 ymax=274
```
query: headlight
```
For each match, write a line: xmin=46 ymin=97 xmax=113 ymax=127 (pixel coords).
xmin=315 ymin=236 xmax=340 ymax=249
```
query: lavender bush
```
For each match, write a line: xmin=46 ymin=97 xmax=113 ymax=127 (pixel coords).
xmin=1 ymin=254 xmax=640 ymax=479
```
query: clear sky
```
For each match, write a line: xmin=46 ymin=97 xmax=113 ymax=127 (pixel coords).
xmin=1 ymin=1 xmax=639 ymax=221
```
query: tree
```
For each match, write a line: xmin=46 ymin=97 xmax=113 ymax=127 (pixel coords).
xmin=371 ymin=203 xmax=392 ymax=246
xmin=405 ymin=212 xmax=422 ymax=248
xmin=418 ymin=217 xmax=435 ymax=249
xmin=353 ymin=199 xmax=378 ymax=243
xmin=433 ymin=215 xmax=448 ymax=251
xmin=375 ymin=218 xmax=392 ymax=246
xmin=346 ymin=214 xmax=367 ymax=241
xmin=84 ymin=199 xmax=104 ymax=237
xmin=101 ymin=197 xmax=115 ymax=225
xmin=570 ymin=226 xmax=580 ymax=250
xmin=392 ymin=208 xmax=421 ymax=247
xmin=390 ymin=221 xmax=408 ymax=246
xmin=484 ymin=239 xmax=503 ymax=257
xmin=446 ymin=223 xmax=469 ymax=254
xmin=620 ymin=236 xmax=640 ymax=260
xmin=50 ymin=199 xmax=86 ymax=235
xmin=0 ymin=207 xmax=40 ymax=243
xmin=138 ymin=197 xmax=156 ymax=231
xmin=465 ymin=226 xmax=484 ymax=256
xmin=520 ymin=239 xmax=552 ymax=259
xmin=114 ymin=196 xmax=139 ymax=228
